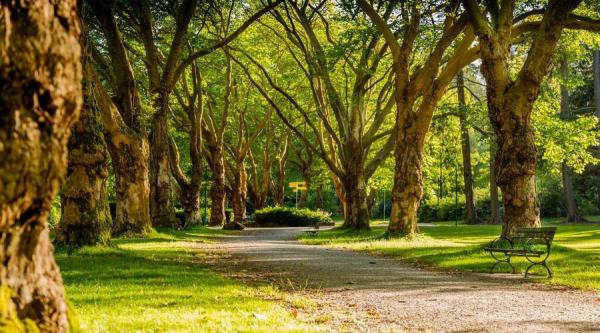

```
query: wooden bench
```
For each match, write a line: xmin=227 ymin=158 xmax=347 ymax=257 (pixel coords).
xmin=485 ymin=227 xmax=556 ymax=278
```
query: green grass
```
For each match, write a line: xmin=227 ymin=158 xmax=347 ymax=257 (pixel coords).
xmin=299 ymin=218 xmax=600 ymax=290
xmin=56 ymin=227 xmax=316 ymax=332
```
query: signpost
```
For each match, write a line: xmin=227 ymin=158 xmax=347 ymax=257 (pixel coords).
xmin=289 ymin=181 xmax=307 ymax=208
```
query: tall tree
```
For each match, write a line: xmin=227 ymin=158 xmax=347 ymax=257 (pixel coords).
xmin=88 ymin=0 xmax=152 ymax=235
xmin=58 ymin=53 xmax=112 ymax=246
xmin=457 ymin=70 xmax=478 ymax=224
xmin=133 ymin=0 xmax=198 ymax=227
xmin=224 ymin=84 xmax=271 ymax=222
xmin=236 ymin=1 xmax=397 ymax=229
xmin=462 ymin=0 xmax=600 ymax=235
xmin=559 ymin=58 xmax=584 ymax=222
xmin=0 ymin=0 xmax=81 ymax=329
xmin=359 ymin=0 xmax=477 ymax=235
xmin=170 ymin=59 xmax=206 ymax=227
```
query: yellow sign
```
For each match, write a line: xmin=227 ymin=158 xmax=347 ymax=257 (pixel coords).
xmin=289 ymin=181 xmax=307 ymax=191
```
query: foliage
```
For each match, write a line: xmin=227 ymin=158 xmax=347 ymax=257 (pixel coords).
xmin=253 ymin=207 xmax=333 ymax=227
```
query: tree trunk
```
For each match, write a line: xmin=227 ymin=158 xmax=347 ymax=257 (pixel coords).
xmin=388 ymin=117 xmax=424 ymax=236
xmin=92 ymin=75 xmax=153 ymax=236
xmin=208 ymin=146 xmax=226 ymax=226
xmin=110 ymin=140 xmax=153 ymax=234
xmin=489 ymin=143 xmax=501 ymax=224
xmin=594 ymin=50 xmax=600 ymax=119
xmin=299 ymin=175 xmax=310 ymax=208
xmin=231 ymin=163 xmax=248 ymax=222
xmin=0 ymin=0 xmax=81 ymax=330
xmin=58 ymin=74 xmax=111 ymax=247
xmin=340 ymin=167 xmax=370 ymax=230
xmin=150 ymin=97 xmax=176 ymax=227
xmin=558 ymin=59 xmax=584 ymax=222
xmin=88 ymin=0 xmax=152 ymax=236
xmin=457 ymin=71 xmax=477 ymax=224
xmin=273 ymin=158 xmax=286 ymax=206
xmin=493 ymin=112 xmax=540 ymax=236
xmin=315 ymin=185 xmax=324 ymax=210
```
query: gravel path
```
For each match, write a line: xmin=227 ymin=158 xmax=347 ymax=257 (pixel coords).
xmin=210 ymin=227 xmax=600 ymax=332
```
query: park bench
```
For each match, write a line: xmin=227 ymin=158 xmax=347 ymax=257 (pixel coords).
xmin=485 ymin=227 xmax=556 ymax=278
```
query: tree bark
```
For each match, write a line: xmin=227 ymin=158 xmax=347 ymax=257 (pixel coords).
xmin=489 ymin=143 xmax=502 ymax=224
xmin=457 ymin=71 xmax=477 ymax=224
xmin=594 ymin=50 xmax=600 ymax=119
xmin=88 ymin=0 xmax=152 ymax=235
xmin=0 ymin=0 xmax=81 ymax=330
xmin=208 ymin=146 xmax=226 ymax=226
xmin=150 ymin=98 xmax=177 ymax=227
xmin=388 ymin=120 xmax=424 ymax=235
xmin=340 ymin=162 xmax=370 ymax=229
xmin=58 ymin=66 xmax=111 ymax=247
xmin=315 ymin=185 xmax=324 ymax=210
xmin=558 ymin=59 xmax=584 ymax=222
xmin=231 ymin=163 xmax=248 ymax=222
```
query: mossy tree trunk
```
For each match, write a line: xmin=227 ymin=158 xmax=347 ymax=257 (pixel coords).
xmin=207 ymin=145 xmax=227 ymax=226
xmin=0 ymin=0 xmax=81 ymax=330
xmin=463 ymin=0 xmax=582 ymax=236
xmin=88 ymin=0 xmax=152 ymax=235
xmin=358 ymin=0 xmax=476 ymax=236
xmin=58 ymin=64 xmax=111 ymax=246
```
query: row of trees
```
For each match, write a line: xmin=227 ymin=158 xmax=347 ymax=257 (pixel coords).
xmin=1 ymin=0 xmax=599 ymax=330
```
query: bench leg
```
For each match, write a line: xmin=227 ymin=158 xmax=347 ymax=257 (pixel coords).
xmin=525 ymin=262 xmax=552 ymax=278
xmin=490 ymin=256 xmax=516 ymax=274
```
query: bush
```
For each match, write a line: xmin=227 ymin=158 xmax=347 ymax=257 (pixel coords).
xmin=253 ymin=206 xmax=334 ymax=227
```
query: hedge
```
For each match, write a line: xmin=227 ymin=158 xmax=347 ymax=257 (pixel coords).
xmin=253 ymin=206 xmax=334 ymax=227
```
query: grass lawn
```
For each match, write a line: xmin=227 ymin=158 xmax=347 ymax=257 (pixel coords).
xmin=56 ymin=227 xmax=314 ymax=333
xmin=299 ymin=217 xmax=600 ymax=291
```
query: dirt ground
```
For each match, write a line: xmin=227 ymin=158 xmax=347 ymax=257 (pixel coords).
xmin=204 ymin=227 xmax=600 ymax=333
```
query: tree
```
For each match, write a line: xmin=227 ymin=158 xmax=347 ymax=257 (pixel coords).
xmin=58 ymin=51 xmax=112 ymax=246
xmin=558 ymin=58 xmax=585 ymax=222
xmin=456 ymin=71 xmax=478 ymax=224
xmin=462 ymin=0 xmax=600 ymax=235
xmin=88 ymin=0 xmax=153 ymax=235
xmin=358 ymin=0 xmax=477 ymax=235
xmin=224 ymin=80 xmax=271 ymax=222
xmin=235 ymin=1 xmax=397 ymax=229
xmin=0 ymin=0 xmax=81 ymax=329
xmin=170 ymin=59 xmax=206 ymax=227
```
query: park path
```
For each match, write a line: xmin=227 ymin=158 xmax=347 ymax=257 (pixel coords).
xmin=209 ymin=227 xmax=600 ymax=333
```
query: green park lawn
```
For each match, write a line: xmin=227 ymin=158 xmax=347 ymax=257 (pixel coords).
xmin=55 ymin=227 xmax=312 ymax=333
xmin=299 ymin=217 xmax=600 ymax=290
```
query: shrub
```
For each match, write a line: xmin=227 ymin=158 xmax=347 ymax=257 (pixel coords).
xmin=253 ymin=206 xmax=333 ymax=227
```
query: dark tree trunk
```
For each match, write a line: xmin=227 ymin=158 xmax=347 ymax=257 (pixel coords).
xmin=0 ymin=0 xmax=81 ymax=330
xmin=58 ymin=66 xmax=112 ymax=247
xmin=594 ymin=50 xmax=600 ymax=119
xmin=231 ymin=163 xmax=248 ymax=222
xmin=457 ymin=71 xmax=477 ymax=224
xmin=315 ymin=185 xmax=324 ymax=210
xmin=489 ymin=143 xmax=501 ymax=224
xmin=150 ymin=97 xmax=177 ymax=227
xmin=559 ymin=59 xmax=584 ymax=222
xmin=208 ymin=145 xmax=226 ymax=226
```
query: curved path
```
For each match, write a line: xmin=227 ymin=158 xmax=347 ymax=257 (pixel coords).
xmin=210 ymin=227 xmax=600 ymax=332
